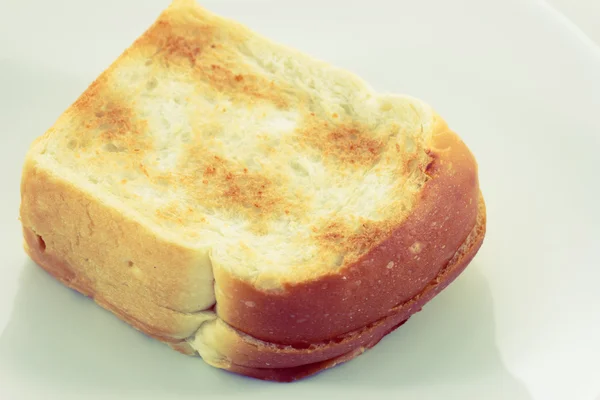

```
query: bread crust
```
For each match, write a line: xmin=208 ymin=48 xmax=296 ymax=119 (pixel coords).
xmin=220 ymin=198 xmax=485 ymax=381
xmin=213 ymin=118 xmax=482 ymax=344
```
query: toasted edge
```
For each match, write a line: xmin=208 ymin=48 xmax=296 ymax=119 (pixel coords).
xmin=212 ymin=115 xmax=483 ymax=344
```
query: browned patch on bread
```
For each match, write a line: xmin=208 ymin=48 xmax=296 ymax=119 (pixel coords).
xmin=197 ymin=62 xmax=289 ymax=108
xmin=156 ymin=150 xmax=303 ymax=233
xmin=138 ymin=9 xmax=289 ymax=109
xmin=193 ymin=155 xmax=283 ymax=214
xmin=69 ymin=77 xmax=151 ymax=158
xmin=162 ymin=32 xmax=204 ymax=65
xmin=137 ymin=10 xmax=216 ymax=66
xmin=96 ymin=104 xmax=145 ymax=141
xmin=316 ymin=219 xmax=393 ymax=263
xmin=298 ymin=119 xmax=384 ymax=167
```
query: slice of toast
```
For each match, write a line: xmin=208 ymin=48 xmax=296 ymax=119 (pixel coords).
xmin=20 ymin=0 xmax=486 ymax=381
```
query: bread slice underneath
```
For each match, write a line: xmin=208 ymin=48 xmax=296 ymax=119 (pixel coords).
xmin=20 ymin=0 xmax=486 ymax=381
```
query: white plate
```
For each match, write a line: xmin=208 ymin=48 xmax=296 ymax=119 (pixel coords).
xmin=1 ymin=1 xmax=599 ymax=399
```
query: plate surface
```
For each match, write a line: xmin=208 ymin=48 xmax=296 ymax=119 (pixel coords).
xmin=1 ymin=1 xmax=599 ymax=399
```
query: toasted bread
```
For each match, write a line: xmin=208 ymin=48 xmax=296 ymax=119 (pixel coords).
xmin=20 ymin=0 xmax=485 ymax=381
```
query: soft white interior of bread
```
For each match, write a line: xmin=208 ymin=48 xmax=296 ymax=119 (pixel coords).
xmin=31 ymin=0 xmax=436 ymax=288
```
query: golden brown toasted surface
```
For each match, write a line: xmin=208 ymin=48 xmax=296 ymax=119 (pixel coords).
xmin=30 ymin=0 xmax=443 ymax=287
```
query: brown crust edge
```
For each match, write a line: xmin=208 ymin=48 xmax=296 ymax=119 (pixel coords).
xmin=213 ymin=118 xmax=483 ymax=344
xmin=201 ymin=195 xmax=485 ymax=381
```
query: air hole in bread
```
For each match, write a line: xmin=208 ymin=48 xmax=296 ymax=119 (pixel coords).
xmin=94 ymin=111 xmax=105 ymax=118
xmin=289 ymin=160 xmax=308 ymax=177
xmin=180 ymin=132 xmax=191 ymax=143
xmin=380 ymin=101 xmax=393 ymax=112
xmin=405 ymin=137 xmax=415 ymax=153
xmin=155 ymin=177 xmax=170 ymax=186
xmin=146 ymin=77 xmax=158 ymax=90
xmin=36 ymin=234 xmax=46 ymax=253
xmin=340 ymin=104 xmax=354 ymax=114
xmin=67 ymin=139 xmax=78 ymax=150
xmin=310 ymin=153 xmax=322 ymax=162
xmin=103 ymin=143 xmax=124 ymax=153
xmin=127 ymin=260 xmax=134 ymax=267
